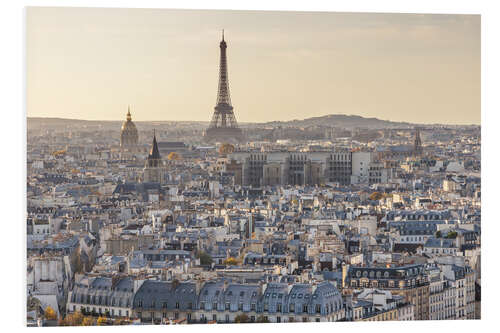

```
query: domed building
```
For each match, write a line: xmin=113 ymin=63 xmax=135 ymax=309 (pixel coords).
xmin=120 ymin=106 xmax=139 ymax=148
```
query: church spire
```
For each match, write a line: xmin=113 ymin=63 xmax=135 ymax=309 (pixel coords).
xmin=148 ymin=129 xmax=161 ymax=160
xmin=126 ymin=105 xmax=132 ymax=121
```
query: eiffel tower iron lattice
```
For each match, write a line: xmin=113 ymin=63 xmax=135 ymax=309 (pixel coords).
xmin=205 ymin=30 xmax=244 ymax=143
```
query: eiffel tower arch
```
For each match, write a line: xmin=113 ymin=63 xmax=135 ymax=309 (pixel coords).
xmin=204 ymin=31 xmax=244 ymax=144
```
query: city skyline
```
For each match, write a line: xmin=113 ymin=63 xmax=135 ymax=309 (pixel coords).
xmin=27 ymin=7 xmax=480 ymax=125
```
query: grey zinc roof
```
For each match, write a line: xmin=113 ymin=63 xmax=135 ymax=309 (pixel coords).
xmin=133 ymin=280 xmax=197 ymax=311
xmin=424 ymin=237 xmax=456 ymax=248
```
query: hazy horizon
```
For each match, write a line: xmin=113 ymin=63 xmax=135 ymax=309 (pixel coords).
xmin=27 ymin=7 xmax=481 ymax=125
xmin=26 ymin=113 xmax=480 ymax=126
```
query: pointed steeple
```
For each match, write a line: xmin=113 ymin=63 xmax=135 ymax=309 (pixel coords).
xmin=126 ymin=105 xmax=132 ymax=121
xmin=149 ymin=129 xmax=161 ymax=160
xmin=222 ymin=29 xmax=224 ymax=41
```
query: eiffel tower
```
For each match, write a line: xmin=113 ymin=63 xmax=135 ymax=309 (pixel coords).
xmin=204 ymin=31 xmax=244 ymax=143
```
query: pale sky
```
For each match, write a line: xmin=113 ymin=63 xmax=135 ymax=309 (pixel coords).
xmin=26 ymin=7 xmax=480 ymax=124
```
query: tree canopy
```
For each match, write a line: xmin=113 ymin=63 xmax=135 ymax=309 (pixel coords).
xmin=223 ymin=257 xmax=239 ymax=266
xmin=197 ymin=251 xmax=213 ymax=266
xmin=234 ymin=313 xmax=249 ymax=323
xmin=44 ymin=306 xmax=57 ymax=320
xmin=369 ymin=192 xmax=384 ymax=201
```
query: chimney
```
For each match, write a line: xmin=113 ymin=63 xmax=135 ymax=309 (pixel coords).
xmin=195 ymin=279 xmax=204 ymax=295
xmin=259 ymin=281 xmax=268 ymax=295
xmin=342 ymin=263 xmax=350 ymax=289
xmin=133 ymin=279 xmax=145 ymax=293
xmin=311 ymin=282 xmax=318 ymax=295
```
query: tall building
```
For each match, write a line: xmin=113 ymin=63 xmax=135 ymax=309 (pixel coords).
xmin=120 ymin=106 xmax=139 ymax=148
xmin=228 ymin=150 xmax=382 ymax=187
xmin=414 ymin=127 xmax=423 ymax=156
xmin=143 ymin=131 xmax=165 ymax=184
xmin=345 ymin=264 xmax=430 ymax=320
xmin=205 ymin=31 xmax=244 ymax=143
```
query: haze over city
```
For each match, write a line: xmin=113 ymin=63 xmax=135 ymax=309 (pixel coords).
xmin=27 ymin=7 xmax=480 ymax=125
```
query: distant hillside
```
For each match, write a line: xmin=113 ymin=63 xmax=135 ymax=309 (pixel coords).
xmin=27 ymin=114 xmax=423 ymax=130
xmin=259 ymin=114 xmax=413 ymax=129
xmin=27 ymin=117 xmax=208 ymax=129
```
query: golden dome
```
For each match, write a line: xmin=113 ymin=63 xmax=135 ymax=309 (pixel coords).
xmin=120 ymin=106 xmax=139 ymax=147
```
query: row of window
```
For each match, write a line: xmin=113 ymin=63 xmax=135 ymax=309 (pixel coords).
xmin=137 ymin=300 xmax=191 ymax=309
xmin=72 ymin=294 xmax=131 ymax=307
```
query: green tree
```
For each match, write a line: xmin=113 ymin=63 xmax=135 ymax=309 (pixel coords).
xmin=197 ymin=251 xmax=213 ymax=266
xmin=446 ymin=231 xmax=458 ymax=239
xmin=435 ymin=230 xmax=442 ymax=238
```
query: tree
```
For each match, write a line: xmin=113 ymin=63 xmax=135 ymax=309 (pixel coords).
xmin=234 ymin=313 xmax=249 ymax=323
xmin=219 ymin=143 xmax=235 ymax=155
xmin=256 ymin=315 xmax=270 ymax=323
xmin=97 ymin=316 xmax=107 ymax=326
xmin=223 ymin=257 xmax=239 ymax=266
xmin=369 ymin=192 xmax=384 ymax=201
xmin=446 ymin=231 xmax=458 ymax=239
xmin=435 ymin=230 xmax=442 ymax=238
xmin=44 ymin=306 xmax=57 ymax=320
xmin=197 ymin=251 xmax=213 ymax=266
xmin=167 ymin=152 xmax=182 ymax=161
xmin=82 ymin=316 xmax=94 ymax=326
xmin=63 ymin=311 xmax=84 ymax=326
